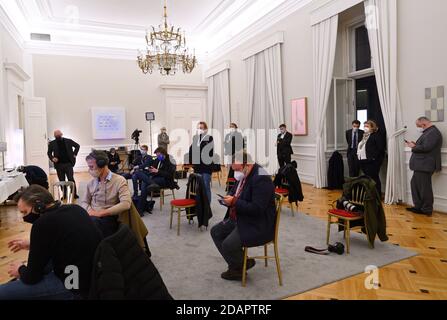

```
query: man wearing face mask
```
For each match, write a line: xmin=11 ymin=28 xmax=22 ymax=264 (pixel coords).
xmin=0 ymin=185 xmax=102 ymax=300
xmin=158 ymin=127 xmax=170 ymax=152
xmin=189 ymin=122 xmax=214 ymax=203
xmin=121 ymin=145 xmax=151 ymax=195
xmin=346 ymin=120 xmax=364 ymax=177
xmin=107 ymin=148 xmax=121 ymax=173
xmin=276 ymin=124 xmax=293 ymax=168
xmin=134 ymin=147 xmax=176 ymax=215
xmin=210 ymin=152 xmax=276 ymax=281
xmin=82 ymin=150 xmax=132 ymax=238
xmin=47 ymin=130 xmax=80 ymax=199
xmin=224 ymin=123 xmax=244 ymax=179
xmin=406 ymin=117 xmax=443 ymax=216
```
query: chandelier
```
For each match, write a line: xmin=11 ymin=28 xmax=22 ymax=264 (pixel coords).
xmin=137 ymin=0 xmax=197 ymax=76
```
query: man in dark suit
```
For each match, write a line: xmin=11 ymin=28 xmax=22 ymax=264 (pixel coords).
xmin=406 ymin=117 xmax=443 ymax=216
xmin=47 ymin=130 xmax=80 ymax=198
xmin=211 ymin=152 xmax=276 ymax=281
xmin=346 ymin=120 xmax=364 ymax=177
xmin=276 ymin=124 xmax=293 ymax=168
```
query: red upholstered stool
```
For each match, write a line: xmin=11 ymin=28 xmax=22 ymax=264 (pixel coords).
xmin=275 ymin=188 xmax=296 ymax=217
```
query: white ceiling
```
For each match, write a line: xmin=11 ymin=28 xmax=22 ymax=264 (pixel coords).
xmin=1 ymin=0 xmax=314 ymax=61
xmin=44 ymin=0 xmax=224 ymax=32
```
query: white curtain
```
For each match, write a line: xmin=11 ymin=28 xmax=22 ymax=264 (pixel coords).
xmin=365 ymin=0 xmax=406 ymax=204
xmin=206 ymin=69 xmax=231 ymax=163
xmin=313 ymin=15 xmax=339 ymax=188
xmin=244 ymin=44 xmax=284 ymax=174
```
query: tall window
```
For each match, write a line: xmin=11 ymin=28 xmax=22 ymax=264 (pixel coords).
xmin=349 ymin=23 xmax=373 ymax=74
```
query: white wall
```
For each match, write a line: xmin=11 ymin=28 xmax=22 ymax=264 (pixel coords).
xmin=32 ymin=54 xmax=205 ymax=170
xmin=208 ymin=0 xmax=447 ymax=212
xmin=398 ymin=0 xmax=447 ymax=212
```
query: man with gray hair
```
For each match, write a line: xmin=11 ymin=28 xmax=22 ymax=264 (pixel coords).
xmin=406 ymin=117 xmax=443 ymax=216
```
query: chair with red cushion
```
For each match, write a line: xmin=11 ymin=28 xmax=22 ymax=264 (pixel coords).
xmin=170 ymin=174 xmax=199 ymax=236
xmin=225 ymin=177 xmax=237 ymax=192
xmin=326 ymin=183 xmax=370 ymax=254
xmin=274 ymin=177 xmax=296 ymax=217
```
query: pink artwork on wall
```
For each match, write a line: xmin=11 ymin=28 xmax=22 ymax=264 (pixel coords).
xmin=291 ymin=97 xmax=308 ymax=136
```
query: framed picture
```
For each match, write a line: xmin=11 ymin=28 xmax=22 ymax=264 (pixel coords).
xmin=291 ymin=97 xmax=308 ymax=136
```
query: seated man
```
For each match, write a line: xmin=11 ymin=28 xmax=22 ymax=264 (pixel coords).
xmin=107 ymin=148 xmax=121 ymax=173
xmin=134 ymin=147 xmax=176 ymax=215
xmin=122 ymin=145 xmax=151 ymax=195
xmin=0 ymin=185 xmax=102 ymax=300
xmin=17 ymin=165 xmax=49 ymax=189
xmin=82 ymin=150 xmax=132 ymax=238
xmin=210 ymin=152 xmax=276 ymax=281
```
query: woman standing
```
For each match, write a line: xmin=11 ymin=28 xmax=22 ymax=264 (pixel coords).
xmin=357 ymin=120 xmax=386 ymax=196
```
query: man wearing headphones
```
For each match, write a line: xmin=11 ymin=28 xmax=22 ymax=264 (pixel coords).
xmin=0 ymin=185 xmax=102 ymax=300
xmin=81 ymin=150 xmax=132 ymax=238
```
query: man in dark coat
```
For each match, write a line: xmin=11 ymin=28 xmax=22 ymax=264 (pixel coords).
xmin=17 ymin=165 xmax=49 ymax=189
xmin=47 ymin=129 xmax=80 ymax=198
xmin=346 ymin=120 xmax=364 ymax=177
xmin=276 ymin=124 xmax=294 ymax=168
xmin=406 ymin=117 xmax=443 ymax=216
xmin=211 ymin=153 xmax=276 ymax=281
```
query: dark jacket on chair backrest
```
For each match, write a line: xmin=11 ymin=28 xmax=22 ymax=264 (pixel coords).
xmin=340 ymin=176 xmax=388 ymax=247
xmin=225 ymin=164 xmax=276 ymax=247
xmin=327 ymin=151 xmax=345 ymax=190
xmin=89 ymin=224 xmax=173 ymax=300
xmin=186 ymin=174 xmax=213 ymax=228
xmin=273 ymin=161 xmax=304 ymax=203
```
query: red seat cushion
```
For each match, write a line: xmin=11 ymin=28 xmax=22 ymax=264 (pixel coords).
xmin=328 ymin=209 xmax=362 ymax=218
xmin=171 ymin=199 xmax=197 ymax=207
xmin=227 ymin=178 xmax=237 ymax=183
xmin=275 ymin=188 xmax=289 ymax=195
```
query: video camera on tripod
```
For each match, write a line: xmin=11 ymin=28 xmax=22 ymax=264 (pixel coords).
xmin=131 ymin=129 xmax=143 ymax=145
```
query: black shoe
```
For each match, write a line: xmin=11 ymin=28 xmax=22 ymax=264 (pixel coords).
xmin=406 ymin=207 xmax=421 ymax=213
xmin=414 ymin=210 xmax=432 ymax=217
xmin=246 ymin=259 xmax=256 ymax=271
xmin=221 ymin=269 xmax=244 ymax=281
xmin=74 ymin=194 xmax=80 ymax=199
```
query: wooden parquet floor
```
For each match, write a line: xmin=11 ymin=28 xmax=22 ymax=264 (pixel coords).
xmin=1 ymin=174 xmax=446 ymax=300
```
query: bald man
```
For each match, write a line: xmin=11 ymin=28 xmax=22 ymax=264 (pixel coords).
xmin=47 ymin=130 xmax=80 ymax=199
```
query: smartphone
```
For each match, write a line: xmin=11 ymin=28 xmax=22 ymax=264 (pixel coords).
xmin=218 ymin=199 xmax=228 ymax=207
xmin=404 ymin=139 xmax=409 ymax=143
xmin=216 ymin=194 xmax=225 ymax=199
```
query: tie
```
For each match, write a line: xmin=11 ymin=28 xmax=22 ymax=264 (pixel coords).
xmin=353 ymin=131 xmax=358 ymax=149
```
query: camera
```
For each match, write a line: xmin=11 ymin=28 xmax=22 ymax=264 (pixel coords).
xmin=131 ymin=129 xmax=143 ymax=144
xmin=343 ymin=201 xmax=361 ymax=213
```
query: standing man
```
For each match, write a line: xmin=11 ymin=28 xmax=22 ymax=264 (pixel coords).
xmin=276 ymin=124 xmax=293 ymax=168
xmin=346 ymin=120 xmax=364 ymax=177
xmin=158 ymin=127 xmax=170 ymax=152
xmin=189 ymin=122 xmax=214 ymax=203
xmin=47 ymin=130 xmax=80 ymax=199
xmin=406 ymin=117 xmax=443 ymax=216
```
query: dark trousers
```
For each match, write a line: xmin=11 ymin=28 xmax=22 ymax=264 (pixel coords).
xmin=90 ymin=216 xmax=119 ymax=239
xmin=411 ymin=171 xmax=434 ymax=214
xmin=54 ymin=162 xmax=77 ymax=196
xmin=278 ymin=154 xmax=292 ymax=168
xmin=347 ymin=151 xmax=361 ymax=177
xmin=360 ymin=160 xmax=382 ymax=196
xmin=211 ymin=219 xmax=243 ymax=271
xmin=135 ymin=173 xmax=167 ymax=213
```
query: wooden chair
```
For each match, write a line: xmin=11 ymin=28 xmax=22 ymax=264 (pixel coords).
xmin=274 ymin=177 xmax=296 ymax=216
xmin=326 ymin=183 xmax=371 ymax=254
xmin=151 ymin=171 xmax=177 ymax=211
xmin=225 ymin=178 xmax=237 ymax=192
xmin=52 ymin=181 xmax=75 ymax=204
xmin=242 ymin=194 xmax=283 ymax=287
xmin=170 ymin=174 xmax=198 ymax=236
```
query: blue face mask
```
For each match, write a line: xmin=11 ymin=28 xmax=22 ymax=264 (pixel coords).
xmin=157 ymin=154 xmax=165 ymax=161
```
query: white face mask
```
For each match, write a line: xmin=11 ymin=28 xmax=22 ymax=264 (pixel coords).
xmin=230 ymin=128 xmax=236 ymax=133
xmin=417 ymin=127 xmax=424 ymax=133
xmin=353 ymin=127 xmax=359 ymax=132
xmin=364 ymin=128 xmax=371 ymax=134
xmin=234 ymin=171 xmax=245 ymax=182
xmin=197 ymin=129 xmax=205 ymax=135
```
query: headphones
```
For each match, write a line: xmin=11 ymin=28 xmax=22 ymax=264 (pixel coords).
xmin=89 ymin=151 xmax=109 ymax=168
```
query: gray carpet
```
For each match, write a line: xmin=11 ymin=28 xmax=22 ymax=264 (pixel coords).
xmin=80 ymin=178 xmax=417 ymax=300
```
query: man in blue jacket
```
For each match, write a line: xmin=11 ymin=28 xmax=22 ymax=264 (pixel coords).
xmin=210 ymin=152 xmax=276 ymax=281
